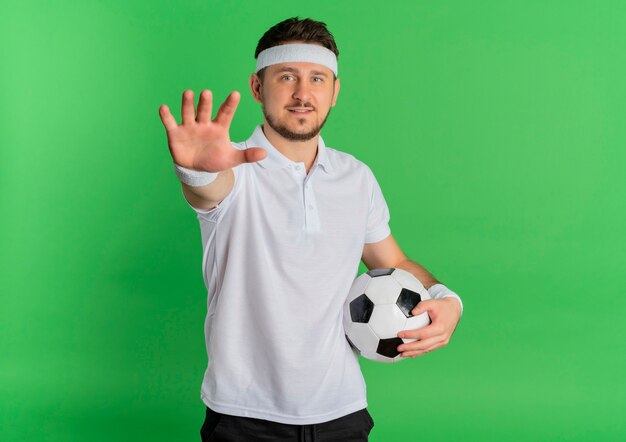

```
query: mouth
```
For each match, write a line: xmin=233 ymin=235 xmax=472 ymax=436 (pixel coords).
xmin=287 ymin=107 xmax=315 ymax=114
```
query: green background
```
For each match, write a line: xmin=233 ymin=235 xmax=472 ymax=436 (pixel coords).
xmin=1 ymin=0 xmax=625 ymax=440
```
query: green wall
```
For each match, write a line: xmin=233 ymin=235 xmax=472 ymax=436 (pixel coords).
xmin=1 ymin=1 xmax=625 ymax=440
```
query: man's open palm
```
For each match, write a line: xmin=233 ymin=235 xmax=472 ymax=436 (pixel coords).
xmin=159 ymin=90 xmax=266 ymax=172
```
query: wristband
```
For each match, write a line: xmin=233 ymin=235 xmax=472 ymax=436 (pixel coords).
xmin=427 ymin=283 xmax=464 ymax=316
xmin=173 ymin=163 xmax=219 ymax=187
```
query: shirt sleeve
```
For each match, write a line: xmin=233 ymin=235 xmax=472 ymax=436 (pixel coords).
xmin=364 ymin=165 xmax=391 ymax=244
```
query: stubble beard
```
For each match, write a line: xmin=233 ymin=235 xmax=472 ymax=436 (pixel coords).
xmin=262 ymin=104 xmax=332 ymax=142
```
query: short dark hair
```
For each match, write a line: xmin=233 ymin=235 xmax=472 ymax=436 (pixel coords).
xmin=254 ymin=17 xmax=339 ymax=80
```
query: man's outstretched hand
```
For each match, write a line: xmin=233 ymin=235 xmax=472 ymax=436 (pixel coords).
xmin=158 ymin=90 xmax=267 ymax=172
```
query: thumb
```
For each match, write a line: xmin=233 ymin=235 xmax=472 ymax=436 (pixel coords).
xmin=241 ymin=147 xmax=267 ymax=164
xmin=411 ymin=299 xmax=433 ymax=316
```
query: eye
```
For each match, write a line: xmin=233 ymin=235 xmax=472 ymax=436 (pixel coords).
xmin=281 ymin=75 xmax=294 ymax=81
xmin=313 ymin=77 xmax=323 ymax=82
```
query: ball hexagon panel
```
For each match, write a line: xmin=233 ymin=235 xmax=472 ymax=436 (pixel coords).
xmin=345 ymin=322 xmax=380 ymax=355
xmin=367 ymin=303 xmax=408 ymax=338
xmin=390 ymin=268 xmax=427 ymax=293
xmin=365 ymin=276 xmax=402 ymax=305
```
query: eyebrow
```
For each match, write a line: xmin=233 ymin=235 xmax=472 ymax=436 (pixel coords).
xmin=276 ymin=67 xmax=329 ymax=78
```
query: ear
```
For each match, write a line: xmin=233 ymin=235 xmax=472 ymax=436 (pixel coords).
xmin=331 ymin=77 xmax=340 ymax=107
xmin=249 ymin=73 xmax=263 ymax=103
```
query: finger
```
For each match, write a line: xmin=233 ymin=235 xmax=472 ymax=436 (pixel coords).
xmin=397 ymin=328 xmax=421 ymax=340
xmin=406 ymin=347 xmax=435 ymax=358
xmin=214 ymin=91 xmax=240 ymax=127
xmin=400 ymin=336 xmax=441 ymax=353
xmin=158 ymin=105 xmax=178 ymax=132
xmin=398 ymin=321 xmax=442 ymax=341
xmin=196 ymin=90 xmax=213 ymax=124
xmin=405 ymin=341 xmax=445 ymax=358
xmin=411 ymin=299 xmax=435 ymax=316
xmin=181 ymin=90 xmax=196 ymax=125
xmin=398 ymin=335 xmax=442 ymax=354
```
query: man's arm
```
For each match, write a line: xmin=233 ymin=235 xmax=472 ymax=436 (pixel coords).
xmin=361 ymin=233 xmax=440 ymax=289
xmin=180 ymin=168 xmax=234 ymax=210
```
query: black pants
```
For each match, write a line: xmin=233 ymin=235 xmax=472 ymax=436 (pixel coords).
xmin=200 ymin=406 xmax=374 ymax=441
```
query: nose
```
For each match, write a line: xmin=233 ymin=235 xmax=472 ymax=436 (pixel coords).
xmin=292 ymin=80 xmax=312 ymax=104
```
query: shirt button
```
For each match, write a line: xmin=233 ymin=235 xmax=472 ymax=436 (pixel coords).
xmin=295 ymin=164 xmax=302 ymax=170
xmin=307 ymin=204 xmax=314 ymax=210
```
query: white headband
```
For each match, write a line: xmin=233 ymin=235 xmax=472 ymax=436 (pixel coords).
xmin=255 ymin=43 xmax=338 ymax=76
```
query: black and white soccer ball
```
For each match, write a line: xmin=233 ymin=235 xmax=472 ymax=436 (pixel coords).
xmin=343 ymin=268 xmax=432 ymax=363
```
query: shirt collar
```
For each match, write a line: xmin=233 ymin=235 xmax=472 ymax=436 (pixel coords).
xmin=244 ymin=125 xmax=334 ymax=174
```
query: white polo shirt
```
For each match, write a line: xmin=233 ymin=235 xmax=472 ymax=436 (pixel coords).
xmin=186 ymin=125 xmax=391 ymax=425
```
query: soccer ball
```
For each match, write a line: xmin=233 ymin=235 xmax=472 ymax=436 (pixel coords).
xmin=343 ymin=268 xmax=432 ymax=363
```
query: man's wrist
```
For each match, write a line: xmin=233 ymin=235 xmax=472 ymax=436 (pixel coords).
xmin=173 ymin=163 xmax=219 ymax=187
xmin=427 ymin=283 xmax=463 ymax=316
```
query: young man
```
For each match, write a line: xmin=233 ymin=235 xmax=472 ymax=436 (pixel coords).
xmin=159 ymin=17 xmax=463 ymax=442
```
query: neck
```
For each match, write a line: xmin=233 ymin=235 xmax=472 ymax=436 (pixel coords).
xmin=261 ymin=123 xmax=319 ymax=173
